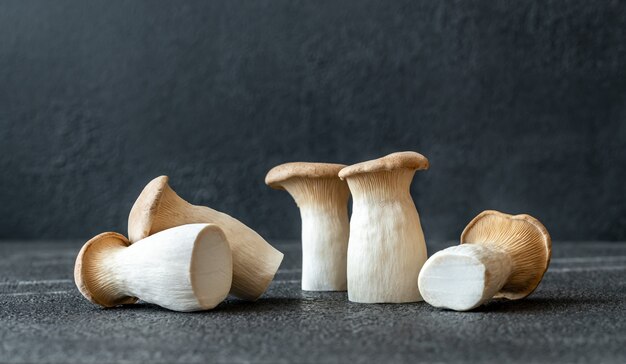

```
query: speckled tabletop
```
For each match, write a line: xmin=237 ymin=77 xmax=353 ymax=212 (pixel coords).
xmin=1 ymin=240 xmax=625 ymax=363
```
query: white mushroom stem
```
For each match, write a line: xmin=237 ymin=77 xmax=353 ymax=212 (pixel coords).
xmin=418 ymin=244 xmax=513 ymax=311
xmin=161 ymin=201 xmax=281 ymax=301
xmin=346 ymin=170 xmax=428 ymax=303
xmin=281 ymin=178 xmax=349 ymax=291
xmin=76 ymin=224 xmax=232 ymax=312
xmin=128 ymin=176 xmax=284 ymax=301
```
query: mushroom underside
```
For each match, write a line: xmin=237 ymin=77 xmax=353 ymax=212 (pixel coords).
xmin=461 ymin=211 xmax=551 ymax=299
xmin=74 ymin=232 xmax=138 ymax=307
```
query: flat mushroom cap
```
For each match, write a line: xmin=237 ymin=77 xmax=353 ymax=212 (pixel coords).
xmin=461 ymin=210 xmax=552 ymax=300
xmin=265 ymin=162 xmax=346 ymax=190
xmin=338 ymin=151 xmax=429 ymax=179
xmin=74 ymin=232 xmax=138 ymax=307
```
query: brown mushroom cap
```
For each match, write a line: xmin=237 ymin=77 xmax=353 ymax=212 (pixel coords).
xmin=338 ymin=151 xmax=429 ymax=179
xmin=461 ymin=210 xmax=552 ymax=300
xmin=265 ymin=162 xmax=347 ymax=189
xmin=74 ymin=232 xmax=138 ymax=307
xmin=128 ymin=175 xmax=170 ymax=242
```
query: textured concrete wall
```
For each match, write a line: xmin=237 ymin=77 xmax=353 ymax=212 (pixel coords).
xmin=0 ymin=0 xmax=625 ymax=241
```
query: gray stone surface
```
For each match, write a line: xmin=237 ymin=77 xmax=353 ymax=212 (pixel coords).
xmin=1 ymin=0 xmax=626 ymax=241
xmin=1 ymin=240 xmax=625 ymax=363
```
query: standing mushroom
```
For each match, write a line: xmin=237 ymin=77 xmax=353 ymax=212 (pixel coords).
xmin=128 ymin=176 xmax=283 ymax=301
xmin=338 ymin=151 xmax=430 ymax=303
xmin=418 ymin=210 xmax=552 ymax=311
xmin=265 ymin=162 xmax=350 ymax=291
xmin=75 ymin=224 xmax=233 ymax=312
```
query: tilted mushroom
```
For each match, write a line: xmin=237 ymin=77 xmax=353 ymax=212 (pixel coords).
xmin=75 ymin=224 xmax=233 ymax=312
xmin=418 ymin=210 xmax=552 ymax=311
xmin=128 ymin=176 xmax=284 ymax=301
xmin=338 ymin=151 xmax=430 ymax=303
xmin=265 ymin=162 xmax=350 ymax=291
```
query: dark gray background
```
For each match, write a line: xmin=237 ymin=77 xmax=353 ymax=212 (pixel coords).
xmin=0 ymin=0 xmax=625 ymax=241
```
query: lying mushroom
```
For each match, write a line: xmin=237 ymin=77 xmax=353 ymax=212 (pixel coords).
xmin=418 ymin=210 xmax=552 ymax=311
xmin=338 ymin=151 xmax=429 ymax=303
xmin=74 ymin=224 xmax=233 ymax=312
xmin=265 ymin=162 xmax=350 ymax=291
xmin=128 ymin=176 xmax=284 ymax=301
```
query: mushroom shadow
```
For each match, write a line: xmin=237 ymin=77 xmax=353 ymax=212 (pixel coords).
xmin=102 ymin=302 xmax=164 ymax=312
xmin=215 ymin=297 xmax=303 ymax=314
xmin=94 ymin=298 xmax=304 ymax=314
xmin=471 ymin=296 xmax=612 ymax=314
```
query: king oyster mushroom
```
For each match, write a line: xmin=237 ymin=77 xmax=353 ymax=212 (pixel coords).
xmin=265 ymin=162 xmax=350 ymax=291
xmin=339 ymin=151 xmax=430 ymax=303
xmin=128 ymin=176 xmax=283 ymax=301
xmin=418 ymin=210 xmax=552 ymax=311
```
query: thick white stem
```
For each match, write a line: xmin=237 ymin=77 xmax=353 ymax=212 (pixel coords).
xmin=103 ymin=224 xmax=232 ymax=312
xmin=128 ymin=176 xmax=283 ymax=302
xmin=300 ymin=205 xmax=349 ymax=291
xmin=418 ymin=244 xmax=513 ymax=311
xmin=346 ymin=171 xmax=427 ymax=303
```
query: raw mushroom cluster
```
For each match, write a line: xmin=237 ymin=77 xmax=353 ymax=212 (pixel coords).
xmin=74 ymin=151 xmax=551 ymax=312
xmin=266 ymin=151 xmax=551 ymax=310
xmin=75 ymin=176 xmax=284 ymax=312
